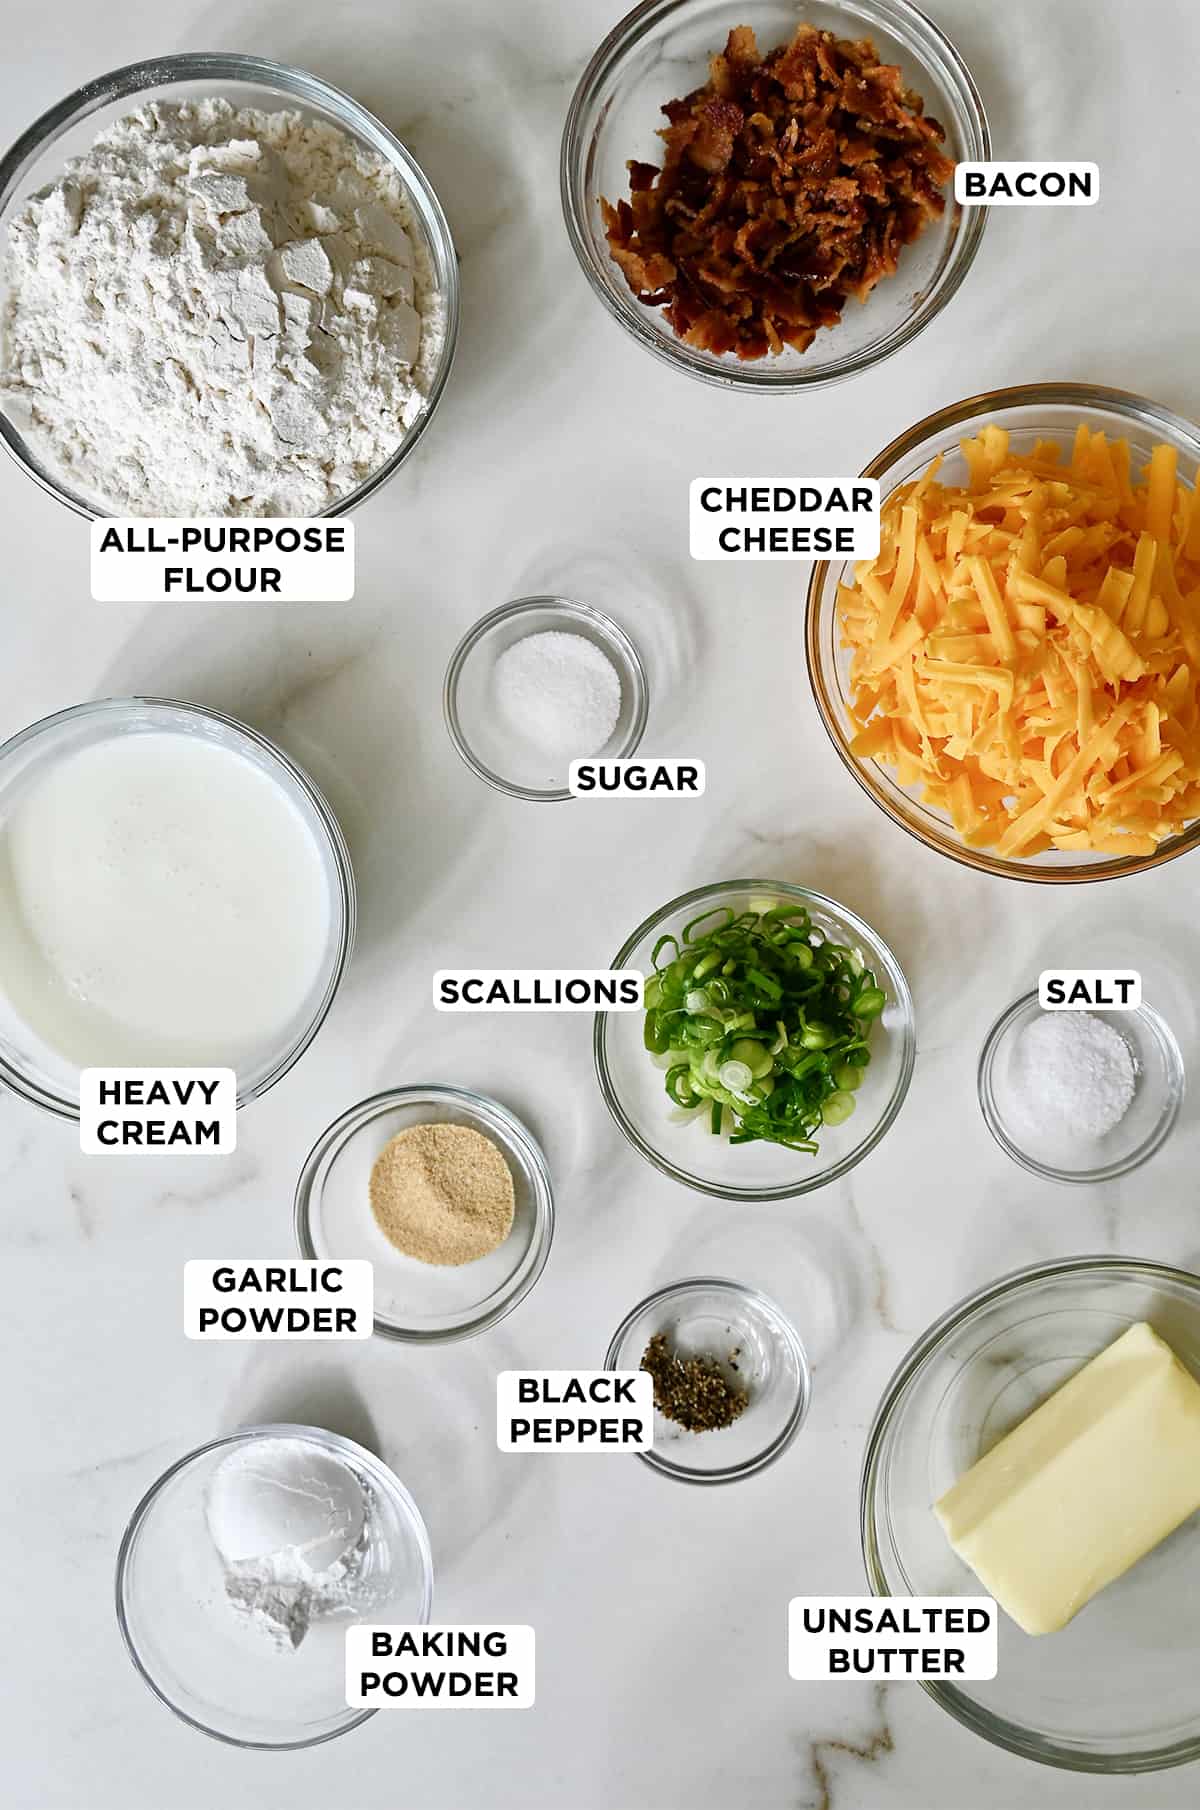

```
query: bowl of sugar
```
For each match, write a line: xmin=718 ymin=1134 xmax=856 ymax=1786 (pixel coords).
xmin=443 ymin=595 xmax=649 ymax=800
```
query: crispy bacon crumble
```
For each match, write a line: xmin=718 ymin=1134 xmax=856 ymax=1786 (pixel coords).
xmin=600 ymin=23 xmax=955 ymax=361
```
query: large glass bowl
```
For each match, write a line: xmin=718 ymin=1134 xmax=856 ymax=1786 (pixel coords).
xmin=595 ymin=879 xmax=915 ymax=1199
xmin=561 ymin=0 xmax=989 ymax=392
xmin=861 ymin=1257 xmax=1200 ymax=1773
xmin=0 ymin=697 xmax=355 ymax=1119
xmin=0 ymin=52 xmax=459 ymax=517
xmin=807 ymin=384 xmax=1200 ymax=882
xmin=115 ymin=1425 xmax=433 ymax=1749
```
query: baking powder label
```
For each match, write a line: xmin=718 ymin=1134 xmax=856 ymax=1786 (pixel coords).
xmin=347 ymin=1626 xmax=535 ymax=1709
xmin=90 ymin=520 xmax=354 ymax=603
xmin=1038 ymin=969 xmax=1141 ymax=1010
xmin=690 ymin=479 xmax=879 ymax=560
xmin=79 ymin=1068 xmax=236 ymax=1155
xmin=955 ymin=161 xmax=1099 ymax=206
xmin=789 ymin=1597 xmax=998 ymax=1682
xmin=184 ymin=1260 xmax=373 ymax=1339
xmin=496 ymin=1371 xmax=654 ymax=1452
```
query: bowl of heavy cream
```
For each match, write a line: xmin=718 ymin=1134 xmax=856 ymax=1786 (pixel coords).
xmin=0 ymin=697 xmax=354 ymax=1116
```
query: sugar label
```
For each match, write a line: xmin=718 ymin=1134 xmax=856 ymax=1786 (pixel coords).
xmin=79 ymin=1068 xmax=236 ymax=1154
xmin=91 ymin=520 xmax=354 ymax=603
xmin=496 ymin=1371 xmax=654 ymax=1451
xmin=184 ymin=1260 xmax=373 ymax=1339
xmin=569 ymin=758 xmax=705 ymax=799
xmin=347 ymin=1626 xmax=535 ymax=1709
xmin=789 ymin=1597 xmax=998 ymax=1681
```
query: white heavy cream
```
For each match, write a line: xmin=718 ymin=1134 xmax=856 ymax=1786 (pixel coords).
xmin=0 ymin=729 xmax=333 ymax=1071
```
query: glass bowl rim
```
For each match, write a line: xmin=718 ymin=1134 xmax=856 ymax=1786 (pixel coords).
xmin=604 ymin=1273 xmax=811 ymax=1482
xmin=805 ymin=381 xmax=1200 ymax=884
xmin=560 ymin=0 xmax=990 ymax=393
xmin=976 ymin=988 xmax=1185 ymax=1184
xmin=294 ymin=1083 xmax=556 ymax=1342
xmin=594 ymin=877 xmax=917 ymax=1199
xmin=442 ymin=595 xmax=650 ymax=801
xmin=860 ymin=1252 xmax=1200 ymax=1773
xmin=0 ymin=50 xmax=460 ymax=520
xmin=113 ymin=1420 xmax=434 ymax=1751
xmin=0 ymin=694 xmax=356 ymax=1120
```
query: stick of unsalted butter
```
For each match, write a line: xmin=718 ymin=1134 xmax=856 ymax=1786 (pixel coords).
xmin=934 ymin=1322 xmax=1200 ymax=1635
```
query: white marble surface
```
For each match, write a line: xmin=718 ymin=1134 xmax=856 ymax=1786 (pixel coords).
xmin=3 ymin=1 xmax=1200 ymax=1805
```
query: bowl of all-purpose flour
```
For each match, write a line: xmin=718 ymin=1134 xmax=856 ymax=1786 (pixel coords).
xmin=0 ymin=53 xmax=458 ymax=517
xmin=116 ymin=1425 xmax=433 ymax=1747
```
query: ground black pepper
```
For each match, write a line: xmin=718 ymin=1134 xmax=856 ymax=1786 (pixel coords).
xmin=640 ymin=1330 xmax=749 ymax=1432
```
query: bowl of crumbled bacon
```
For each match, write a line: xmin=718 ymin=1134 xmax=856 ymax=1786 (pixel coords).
xmin=561 ymin=0 xmax=989 ymax=387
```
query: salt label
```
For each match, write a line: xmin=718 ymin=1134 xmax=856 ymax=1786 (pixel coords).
xmin=690 ymin=479 xmax=879 ymax=560
xmin=497 ymin=1371 xmax=654 ymax=1451
xmin=90 ymin=520 xmax=354 ymax=603
xmin=434 ymin=971 xmax=643 ymax=1011
xmin=184 ymin=1260 xmax=373 ymax=1339
xmin=1038 ymin=969 xmax=1141 ymax=1010
xmin=789 ymin=1597 xmax=998 ymax=1681
xmin=79 ymin=1068 xmax=236 ymax=1154
xmin=347 ymin=1626 xmax=535 ymax=1709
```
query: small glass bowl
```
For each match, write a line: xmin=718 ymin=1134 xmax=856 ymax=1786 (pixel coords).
xmin=561 ymin=0 xmax=989 ymax=391
xmin=861 ymin=1257 xmax=1200 ymax=1772
xmin=605 ymin=1277 xmax=809 ymax=1482
xmin=595 ymin=879 xmax=915 ymax=1199
xmin=115 ymin=1424 xmax=433 ymax=1749
xmin=443 ymin=596 xmax=649 ymax=801
xmin=0 ymin=52 xmax=459 ymax=518
xmin=0 ymin=697 xmax=355 ymax=1120
xmin=806 ymin=384 xmax=1200 ymax=882
xmin=295 ymin=1085 xmax=554 ymax=1342
xmin=977 ymin=991 xmax=1184 ymax=1184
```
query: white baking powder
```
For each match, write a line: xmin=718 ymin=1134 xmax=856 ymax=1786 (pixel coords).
xmin=1011 ymin=1011 xmax=1137 ymax=1140
xmin=1 ymin=99 xmax=444 ymax=515
xmin=493 ymin=629 xmax=623 ymax=759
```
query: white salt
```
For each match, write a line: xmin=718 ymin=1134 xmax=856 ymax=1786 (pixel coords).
xmin=1011 ymin=1011 xmax=1136 ymax=1141
xmin=492 ymin=629 xmax=622 ymax=760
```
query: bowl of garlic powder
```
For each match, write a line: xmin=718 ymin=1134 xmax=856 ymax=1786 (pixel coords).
xmin=0 ymin=52 xmax=459 ymax=517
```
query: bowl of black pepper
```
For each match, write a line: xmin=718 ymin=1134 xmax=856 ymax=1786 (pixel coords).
xmin=605 ymin=1276 xmax=810 ymax=1482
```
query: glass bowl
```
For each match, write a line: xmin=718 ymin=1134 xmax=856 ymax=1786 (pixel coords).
xmin=115 ymin=1424 xmax=433 ymax=1749
xmin=295 ymin=1085 xmax=554 ymax=1341
xmin=605 ymin=1277 xmax=809 ymax=1482
xmin=861 ymin=1256 xmax=1200 ymax=1773
xmin=0 ymin=697 xmax=354 ymax=1120
xmin=443 ymin=596 xmax=649 ymax=801
xmin=561 ymin=0 xmax=989 ymax=391
xmin=978 ymin=991 xmax=1184 ymax=1184
xmin=595 ymin=879 xmax=915 ymax=1199
xmin=807 ymin=383 xmax=1200 ymax=882
xmin=0 ymin=52 xmax=459 ymax=518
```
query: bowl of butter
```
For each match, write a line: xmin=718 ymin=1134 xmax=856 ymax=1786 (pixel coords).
xmin=861 ymin=1256 xmax=1200 ymax=1773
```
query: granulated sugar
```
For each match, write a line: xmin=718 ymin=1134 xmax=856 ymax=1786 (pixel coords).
xmin=492 ymin=630 xmax=622 ymax=759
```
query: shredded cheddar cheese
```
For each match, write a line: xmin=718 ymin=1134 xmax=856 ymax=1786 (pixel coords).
xmin=837 ymin=424 xmax=1200 ymax=858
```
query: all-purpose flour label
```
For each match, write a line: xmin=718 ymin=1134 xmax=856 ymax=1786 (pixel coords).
xmin=79 ymin=1069 xmax=236 ymax=1154
xmin=91 ymin=521 xmax=355 ymax=603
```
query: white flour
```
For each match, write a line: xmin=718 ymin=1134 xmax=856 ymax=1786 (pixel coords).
xmin=0 ymin=99 xmax=445 ymax=515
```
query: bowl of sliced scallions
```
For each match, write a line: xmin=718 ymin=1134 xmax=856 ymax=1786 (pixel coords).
xmin=595 ymin=880 xmax=915 ymax=1199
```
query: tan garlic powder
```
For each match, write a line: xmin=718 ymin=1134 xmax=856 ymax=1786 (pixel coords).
xmin=369 ymin=1122 xmax=515 ymax=1265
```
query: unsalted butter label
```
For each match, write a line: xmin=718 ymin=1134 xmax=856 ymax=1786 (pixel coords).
xmin=1038 ymin=968 xmax=1141 ymax=1010
xmin=690 ymin=479 xmax=879 ymax=560
xmin=497 ymin=1370 xmax=654 ymax=1451
xmin=789 ymin=1597 xmax=998 ymax=1681
xmin=184 ymin=1260 xmax=373 ymax=1339
xmin=347 ymin=1625 xmax=535 ymax=1709
xmin=434 ymin=970 xmax=643 ymax=1011
xmin=955 ymin=161 xmax=1099 ymax=206
xmin=79 ymin=1068 xmax=236 ymax=1154
xmin=90 ymin=520 xmax=354 ymax=603
xmin=569 ymin=758 xmax=705 ymax=798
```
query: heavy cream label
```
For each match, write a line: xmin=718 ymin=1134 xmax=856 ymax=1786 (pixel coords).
xmin=184 ymin=1260 xmax=373 ymax=1339
xmin=347 ymin=1626 xmax=535 ymax=1708
xmin=434 ymin=971 xmax=643 ymax=1010
xmin=79 ymin=1068 xmax=236 ymax=1154
xmin=690 ymin=479 xmax=879 ymax=560
xmin=496 ymin=1371 xmax=654 ymax=1451
xmin=955 ymin=161 xmax=1099 ymax=205
xmin=1039 ymin=969 xmax=1141 ymax=1009
xmin=569 ymin=758 xmax=705 ymax=798
xmin=789 ymin=1597 xmax=998 ymax=1680
xmin=90 ymin=520 xmax=354 ymax=602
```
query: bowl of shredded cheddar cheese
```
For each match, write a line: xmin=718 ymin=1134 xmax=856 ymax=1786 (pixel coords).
xmin=807 ymin=384 xmax=1200 ymax=882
